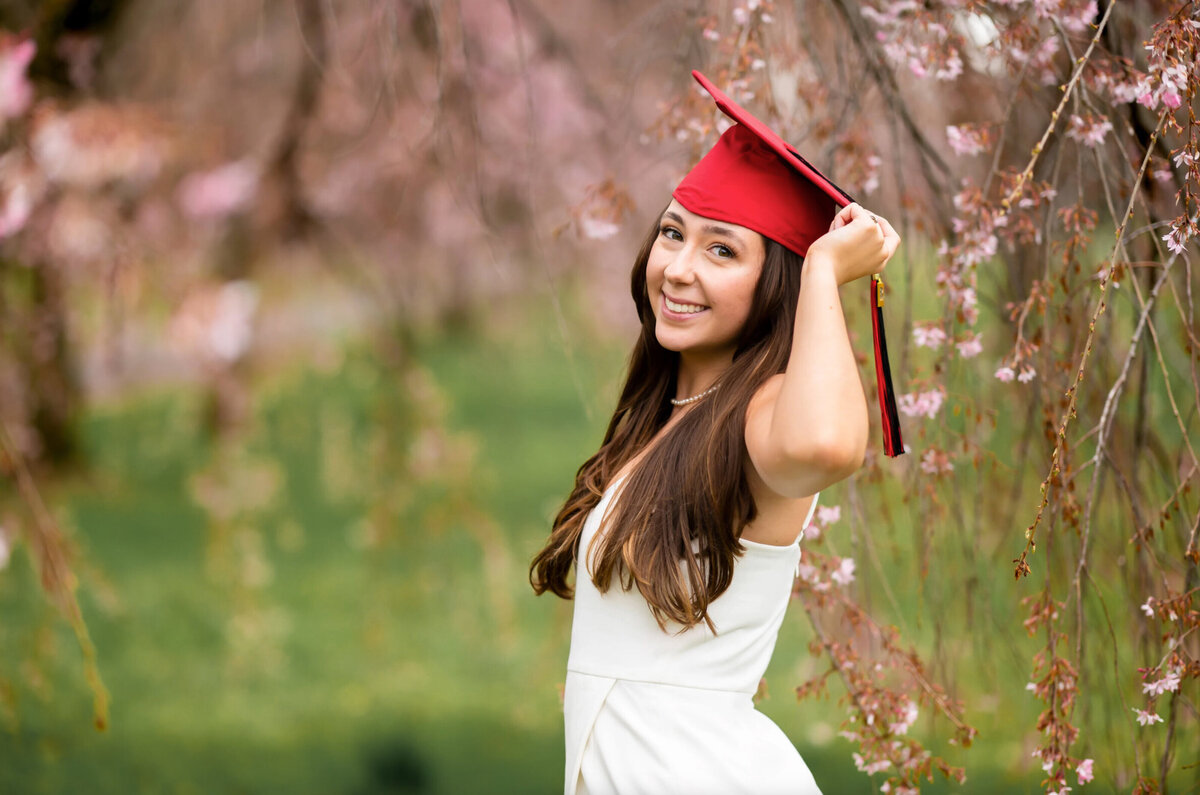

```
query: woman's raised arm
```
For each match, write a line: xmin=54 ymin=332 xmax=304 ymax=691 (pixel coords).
xmin=745 ymin=204 xmax=899 ymax=499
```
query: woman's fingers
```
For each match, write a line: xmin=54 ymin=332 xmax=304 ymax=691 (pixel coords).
xmin=877 ymin=216 xmax=900 ymax=262
xmin=830 ymin=203 xmax=857 ymax=230
xmin=819 ymin=204 xmax=902 ymax=280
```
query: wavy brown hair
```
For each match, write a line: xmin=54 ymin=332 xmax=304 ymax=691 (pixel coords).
xmin=528 ymin=209 xmax=807 ymax=630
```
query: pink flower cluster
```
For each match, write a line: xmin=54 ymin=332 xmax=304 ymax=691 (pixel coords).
xmin=1065 ymin=113 xmax=1113 ymax=149
xmin=919 ymin=448 xmax=953 ymax=476
xmin=1162 ymin=217 xmax=1194 ymax=257
xmin=1005 ymin=30 xmax=1061 ymax=86
xmin=912 ymin=323 xmax=946 ymax=349
xmin=945 ymin=124 xmax=989 ymax=157
xmin=1133 ymin=708 xmax=1163 ymax=726
xmin=796 ymin=554 xmax=856 ymax=590
xmin=897 ymin=389 xmax=945 ymax=419
xmin=994 ymin=364 xmax=1036 ymax=383
xmin=803 ymin=504 xmax=841 ymax=541
xmin=956 ymin=334 xmax=983 ymax=358
xmin=0 ymin=151 xmax=42 ymax=239
xmin=1141 ymin=667 xmax=1182 ymax=697
xmin=1032 ymin=0 xmax=1098 ymax=35
xmin=830 ymin=557 xmax=856 ymax=587
xmin=177 ymin=159 xmax=260 ymax=221
xmin=0 ymin=35 xmax=35 ymax=126
xmin=30 ymin=104 xmax=166 ymax=190
xmin=860 ymin=2 xmax=964 ymax=83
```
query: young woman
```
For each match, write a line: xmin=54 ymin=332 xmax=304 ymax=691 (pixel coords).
xmin=530 ymin=71 xmax=902 ymax=795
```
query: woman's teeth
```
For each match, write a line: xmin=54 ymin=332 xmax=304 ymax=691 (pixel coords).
xmin=665 ymin=297 xmax=706 ymax=314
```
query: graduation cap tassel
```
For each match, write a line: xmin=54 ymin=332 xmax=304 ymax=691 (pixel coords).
xmin=871 ymin=275 xmax=904 ymax=457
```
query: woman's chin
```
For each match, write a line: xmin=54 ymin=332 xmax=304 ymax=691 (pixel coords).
xmin=653 ymin=325 xmax=688 ymax=352
xmin=654 ymin=326 xmax=707 ymax=354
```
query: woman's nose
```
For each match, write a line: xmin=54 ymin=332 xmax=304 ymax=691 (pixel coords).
xmin=662 ymin=245 xmax=699 ymax=283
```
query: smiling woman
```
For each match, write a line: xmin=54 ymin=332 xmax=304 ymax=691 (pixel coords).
xmin=529 ymin=70 xmax=903 ymax=795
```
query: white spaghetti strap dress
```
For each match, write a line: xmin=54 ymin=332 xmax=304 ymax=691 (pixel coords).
xmin=563 ymin=475 xmax=823 ymax=795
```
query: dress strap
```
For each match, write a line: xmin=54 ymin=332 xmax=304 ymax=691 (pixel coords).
xmin=796 ymin=491 xmax=820 ymax=577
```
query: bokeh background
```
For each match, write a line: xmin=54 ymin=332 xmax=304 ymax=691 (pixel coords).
xmin=1 ymin=1 xmax=1198 ymax=793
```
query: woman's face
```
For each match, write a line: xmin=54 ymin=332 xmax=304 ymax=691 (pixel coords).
xmin=646 ymin=199 xmax=766 ymax=361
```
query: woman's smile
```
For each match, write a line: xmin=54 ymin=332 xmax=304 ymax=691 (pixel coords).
xmin=661 ymin=293 xmax=709 ymax=319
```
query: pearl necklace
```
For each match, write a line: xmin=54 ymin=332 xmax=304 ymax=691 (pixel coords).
xmin=670 ymin=383 xmax=719 ymax=406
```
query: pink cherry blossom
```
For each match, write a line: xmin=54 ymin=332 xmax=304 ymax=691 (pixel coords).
xmin=913 ymin=323 xmax=947 ymax=349
xmin=852 ymin=751 xmax=890 ymax=775
xmin=0 ymin=178 xmax=32 ymax=239
xmin=1142 ymin=669 xmax=1181 ymax=697
xmin=178 ymin=159 xmax=260 ymax=220
xmin=1133 ymin=708 xmax=1163 ymax=726
xmin=1065 ymin=114 xmax=1113 ymax=148
xmin=889 ymin=698 xmax=919 ymax=735
xmin=897 ymin=389 xmax=945 ymax=419
xmin=796 ymin=562 xmax=819 ymax=583
xmin=31 ymin=104 xmax=166 ymax=189
xmin=934 ymin=52 xmax=962 ymax=81
xmin=920 ymin=448 xmax=954 ymax=476
xmin=1059 ymin=1 xmax=1097 ymax=34
xmin=956 ymin=335 xmax=982 ymax=358
xmin=815 ymin=505 xmax=841 ymax=525
xmin=995 ymin=366 xmax=1015 ymax=382
xmin=863 ymin=154 xmax=881 ymax=195
xmin=831 ymin=557 xmax=856 ymax=586
xmin=1017 ymin=366 xmax=1037 ymax=383
xmin=0 ymin=37 xmax=35 ymax=123
xmin=1162 ymin=222 xmax=1191 ymax=256
xmin=946 ymin=124 xmax=987 ymax=156
xmin=1077 ymin=758 xmax=1094 ymax=784
xmin=1141 ymin=597 xmax=1155 ymax=618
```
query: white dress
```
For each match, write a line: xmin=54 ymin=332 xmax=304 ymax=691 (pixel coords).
xmin=564 ymin=474 xmax=823 ymax=795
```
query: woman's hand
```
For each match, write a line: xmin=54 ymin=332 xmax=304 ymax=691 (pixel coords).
xmin=804 ymin=203 xmax=900 ymax=287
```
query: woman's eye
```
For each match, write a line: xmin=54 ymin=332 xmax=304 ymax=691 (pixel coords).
xmin=660 ymin=225 xmax=683 ymax=241
xmin=712 ymin=244 xmax=734 ymax=259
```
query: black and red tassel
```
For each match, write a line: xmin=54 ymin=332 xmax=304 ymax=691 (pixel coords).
xmin=870 ymin=275 xmax=904 ymax=457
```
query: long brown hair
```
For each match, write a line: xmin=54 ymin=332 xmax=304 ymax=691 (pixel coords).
xmin=529 ymin=208 xmax=806 ymax=630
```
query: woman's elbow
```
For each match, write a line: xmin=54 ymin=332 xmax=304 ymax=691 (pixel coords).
xmin=773 ymin=431 xmax=864 ymax=493
xmin=815 ymin=436 xmax=866 ymax=480
xmin=805 ymin=426 xmax=867 ymax=480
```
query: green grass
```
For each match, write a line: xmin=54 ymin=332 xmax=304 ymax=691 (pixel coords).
xmin=0 ymin=281 xmax=1191 ymax=793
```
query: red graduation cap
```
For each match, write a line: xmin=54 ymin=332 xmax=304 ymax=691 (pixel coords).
xmin=672 ymin=69 xmax=904 ymax=458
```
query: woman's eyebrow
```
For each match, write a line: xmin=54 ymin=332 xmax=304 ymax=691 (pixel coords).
xmin=662 ymin=211 xmax=745 ymax=244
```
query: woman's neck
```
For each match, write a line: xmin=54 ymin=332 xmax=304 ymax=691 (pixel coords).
xmin=674 ymin=350 xmax=733 ymax=403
